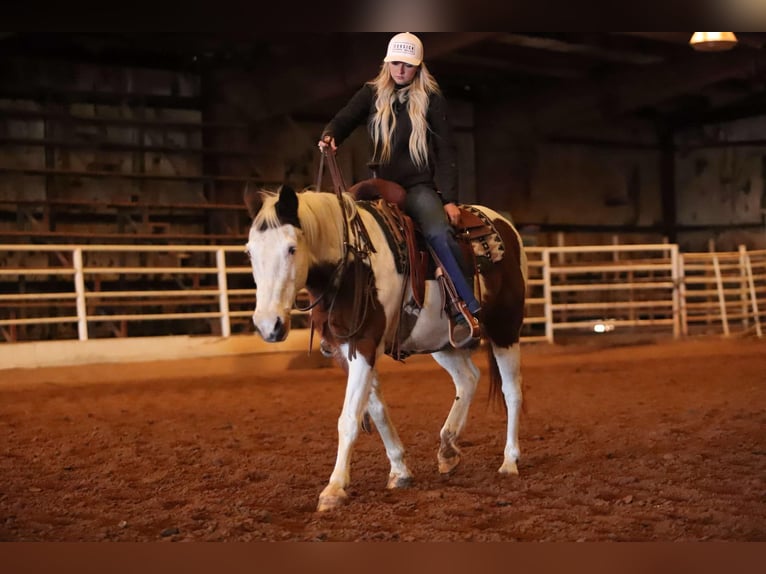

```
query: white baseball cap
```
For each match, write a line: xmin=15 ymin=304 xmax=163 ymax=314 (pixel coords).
xmin=383 ymin=32 xmax=423 ymax=66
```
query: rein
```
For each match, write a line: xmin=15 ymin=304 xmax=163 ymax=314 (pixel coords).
xmin=312 ymin=148 xmax=377 ymax=360
xmin=323 ymin=149 xmax=376 ymax=256
xmin=294 ymin=259 xmax=343 ymax=312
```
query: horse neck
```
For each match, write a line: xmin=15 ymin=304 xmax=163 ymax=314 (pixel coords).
xmin=303 ymin=192 xmax=350 ymax=265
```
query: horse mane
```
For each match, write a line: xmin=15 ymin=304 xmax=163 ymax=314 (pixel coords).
xmin=253 ymin=189 xmax=359 ymax=261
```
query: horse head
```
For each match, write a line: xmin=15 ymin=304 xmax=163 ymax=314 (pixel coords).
xmin=244 ymin=184 xmax=308 ymax=342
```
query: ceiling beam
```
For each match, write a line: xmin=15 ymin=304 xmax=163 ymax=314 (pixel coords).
xmin=211 ymin=33 xmax=499 ymax=124
xmin=616 ymin=32 xmax=693 ymax=45
xmin=489 ymin=46 xmax=766 ymax=135
xmin=670 ymin=91 xmax=766 ymax=129
xmin=619 ymin=32 xmax=766 ymax=50
xmin=497 ymin=33 xmax=662 ymax=65
xmin=438 ymin=52 xmax=583 ymax=79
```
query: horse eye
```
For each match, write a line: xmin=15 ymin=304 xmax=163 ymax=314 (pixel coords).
xmin=288 ymin=246 xmax=297 ymax=256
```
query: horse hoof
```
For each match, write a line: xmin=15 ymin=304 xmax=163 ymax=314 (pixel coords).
xmin=387 ymin=474 xmax=413 ymax=489
xmin=317 ymin=485 xmax=348 ymax=512
xmin=317 ymin=491 xmax=348 ymax=512
xmin=438 ymin=455 xmax=461 ymax=475
xmin=498 ymin=461 xmax=519 ymax=475
xmin=438 ymin=440 xmax=461 ymax=475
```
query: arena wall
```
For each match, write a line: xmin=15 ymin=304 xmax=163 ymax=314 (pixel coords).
xmin=0 ymin=331 xmax=315 ymax=372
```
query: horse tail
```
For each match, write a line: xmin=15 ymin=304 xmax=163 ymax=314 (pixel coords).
xmin=486 ymin=344 xmax=506 ymax=412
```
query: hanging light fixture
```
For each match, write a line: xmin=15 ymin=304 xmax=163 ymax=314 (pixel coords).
xmin=689 ymin=32 xmax=738 ymax=52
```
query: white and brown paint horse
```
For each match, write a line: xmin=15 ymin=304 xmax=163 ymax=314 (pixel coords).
xmin=244 ymin=184 xmax=526 ymax=512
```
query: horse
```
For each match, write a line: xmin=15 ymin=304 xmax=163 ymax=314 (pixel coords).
xmin=244 ymin=182 xmax=527 ymax=512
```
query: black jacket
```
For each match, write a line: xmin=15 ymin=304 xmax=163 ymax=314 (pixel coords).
xmin=321 ymin=83 xmax=459 ymax=204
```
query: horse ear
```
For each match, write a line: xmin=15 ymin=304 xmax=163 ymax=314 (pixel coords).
xmin=276 ymin=184 xmax=299 ymax=223
xmin=243 ymin=183 xmax=264 ymax=219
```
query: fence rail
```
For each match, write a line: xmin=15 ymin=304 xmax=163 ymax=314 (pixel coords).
xmin=1 ymin=243 xmax=764 ymax=344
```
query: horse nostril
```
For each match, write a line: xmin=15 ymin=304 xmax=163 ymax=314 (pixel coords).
xmin=273 ymin=316 xmax=284 ymax=338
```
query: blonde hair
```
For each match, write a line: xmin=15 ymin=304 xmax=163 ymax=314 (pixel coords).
xmin=367 ymin=61 xmax=440 ymax=169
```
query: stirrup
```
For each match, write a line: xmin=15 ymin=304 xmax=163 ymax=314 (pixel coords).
xmin=449 ymin=306 xmax=481 ymax=349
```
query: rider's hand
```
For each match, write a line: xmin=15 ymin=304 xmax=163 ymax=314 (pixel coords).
xmin=318 ymin=135 xmax=337 ymax=151
xmin=444 ymin=202 xmax=461 ymax=226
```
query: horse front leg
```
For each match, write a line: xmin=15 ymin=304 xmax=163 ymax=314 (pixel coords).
xmin=491 ymin=343 xmax=523 ymax=475
xmin=367 ymin=376 xmax=413 ymax=489
xmin=430 ymin=349 xmax=480 ymax=475
xmin=317 ymin=350 xmax=375 ymax=512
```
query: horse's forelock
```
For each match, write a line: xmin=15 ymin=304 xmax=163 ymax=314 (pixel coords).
xmin=251 ymin=192 xmax=281 ymax=231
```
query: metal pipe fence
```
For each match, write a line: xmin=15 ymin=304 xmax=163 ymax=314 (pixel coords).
xmin=1 ymin=243 xmax=763 ymax=344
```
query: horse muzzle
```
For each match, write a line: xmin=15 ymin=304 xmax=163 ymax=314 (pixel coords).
xmin=252 ymin=314 xmax=290 ymax=342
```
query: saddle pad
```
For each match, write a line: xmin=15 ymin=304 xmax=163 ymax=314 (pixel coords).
xmin=458 ymin=205 xmax=506 ymax=268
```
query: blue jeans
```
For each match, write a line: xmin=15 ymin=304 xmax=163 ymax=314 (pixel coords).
xmin=403 ymin=184 xmax=480 ymax=314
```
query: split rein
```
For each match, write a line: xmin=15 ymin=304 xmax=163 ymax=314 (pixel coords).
xmin=299 ymin=149 xmax=377 ymax=358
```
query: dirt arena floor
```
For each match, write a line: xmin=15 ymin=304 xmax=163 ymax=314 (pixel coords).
xmin=1 ymin=335 xmax=764 ymax=542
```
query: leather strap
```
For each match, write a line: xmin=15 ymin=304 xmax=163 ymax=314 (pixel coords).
xmin=316 ymin=148 xmax=379 ymax=361
xmin=316 ymin=152 xmax=325 ymax=192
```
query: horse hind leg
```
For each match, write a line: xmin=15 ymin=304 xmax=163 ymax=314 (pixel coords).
xmin=430 ymin=349 xmax=480 ymax=475
xmin=491 ymin=342 xmax=523 ymax=475
xmin=367 ymin=377 xmax=414 ymax=489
